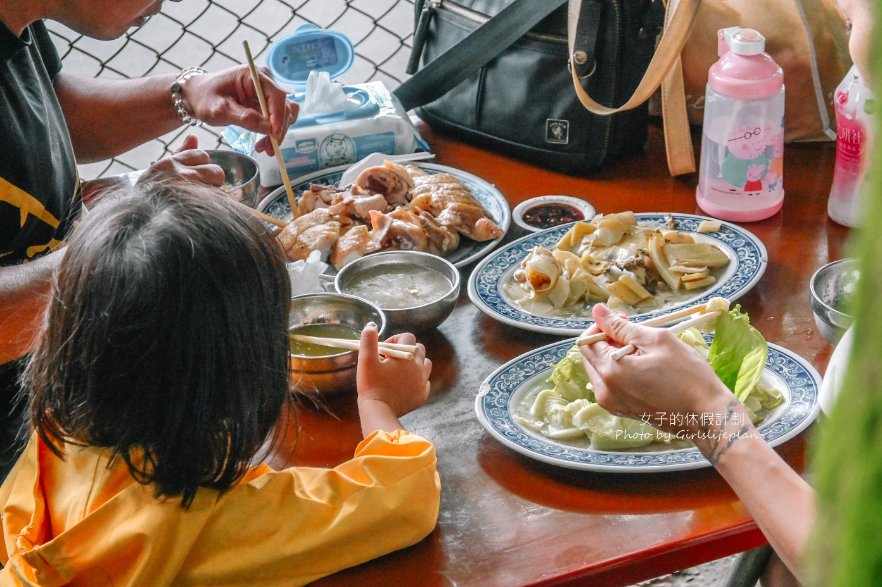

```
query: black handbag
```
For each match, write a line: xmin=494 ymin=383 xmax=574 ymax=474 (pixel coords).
xmin=394 ymin=0 xmax=664 ymax=174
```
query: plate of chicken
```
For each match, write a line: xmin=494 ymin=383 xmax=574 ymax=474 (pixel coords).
xmin=258 ymin=161 xmax=510 ymax=270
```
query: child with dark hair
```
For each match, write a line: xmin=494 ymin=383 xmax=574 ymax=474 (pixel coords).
xmin=0 ymin=180 xmax=439 ymax=585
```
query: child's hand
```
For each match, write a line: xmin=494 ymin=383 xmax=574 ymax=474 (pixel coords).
xmin=356 ymin=323 xmax=431 ymax=435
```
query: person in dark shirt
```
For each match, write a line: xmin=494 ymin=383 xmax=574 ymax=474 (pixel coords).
xmin=0 ymin=0 xmax=298 ymax=477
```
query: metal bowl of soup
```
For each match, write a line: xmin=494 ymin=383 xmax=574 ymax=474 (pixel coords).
xmin=288 ymin=292 xmax=386 ymax=394
xmin=206 ymin=149 xmax=259 ymax=207
xmin=335 ymin=251 xmax=460 ymax=333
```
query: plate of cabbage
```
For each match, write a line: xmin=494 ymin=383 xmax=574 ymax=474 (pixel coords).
xmin=475 ymin=307 xmax=820 ymax=472
xmin=467 ymin=212 xmax=766 ymax=335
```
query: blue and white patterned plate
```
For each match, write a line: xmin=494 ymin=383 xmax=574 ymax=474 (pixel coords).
xmin=467 ymin=213 xmax=767 ymax=335
xmin=475 ymin=337 xmax=821 ymax=473
xmin=257 ymin=162 xmax=510 ymax=268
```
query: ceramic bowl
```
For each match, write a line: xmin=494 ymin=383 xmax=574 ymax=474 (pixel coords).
xmin=512 ymin=195 xmax=596 ymax=233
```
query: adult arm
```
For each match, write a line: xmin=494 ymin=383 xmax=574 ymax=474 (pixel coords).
xmin=696 ymin=404 xmax=815 ymax=576
xmin=0 ymin=252 xmax=61 ymax=364
xmin=53 ymin=66 xmax=296 ymax=163
xmin=578 ymin=304 xmax=814 ymax=579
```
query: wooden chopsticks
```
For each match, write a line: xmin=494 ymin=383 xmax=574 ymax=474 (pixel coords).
xmin=226 ymin=196 xmax=287 ymax=227
xmin=609 ymin=310 xmax=721 ymax=360
xmin=289 ymin=334 xmax=418 ymax=360
xmin=576 ymin=302 xmax=712 ymax=346
xmin=576 ymin=297 xmax=729 ymax=361
xmin=242 ymin=40 xmax=298 ymax=219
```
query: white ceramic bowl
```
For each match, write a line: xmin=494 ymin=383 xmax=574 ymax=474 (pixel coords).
xmin=512 ymin=195 xmax=596 ymax=233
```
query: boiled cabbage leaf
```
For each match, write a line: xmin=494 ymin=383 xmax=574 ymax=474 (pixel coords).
xmin=707 ymin=306 xmax=768 ymax=402
xmin=547 ymin=346 xmax=594 ymax=401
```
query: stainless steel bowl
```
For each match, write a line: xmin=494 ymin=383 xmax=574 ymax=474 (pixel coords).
xmin=334 ymin=251 xmax=460 ymax=333
xmin=810 ymin=258 xmax=859 ymax=344
xmin=288 ymin=293 xmax=386 ymax=394
xmin=206 ymin=149 xmax=259 ymax=207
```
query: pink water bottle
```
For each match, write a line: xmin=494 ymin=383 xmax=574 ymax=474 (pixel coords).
xmin=696 ymin=28 xmax=785 ymax=222
xmin=828 ymin=65 xmax=874 ymax=227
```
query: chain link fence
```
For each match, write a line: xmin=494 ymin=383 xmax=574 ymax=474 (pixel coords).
xmin=46 ymin=0 xmax=416 ymax=179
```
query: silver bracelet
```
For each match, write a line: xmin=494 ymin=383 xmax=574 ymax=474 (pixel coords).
xmin=170 ymin=66 xmax=207 ymax=127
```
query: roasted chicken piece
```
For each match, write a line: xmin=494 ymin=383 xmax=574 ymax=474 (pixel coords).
xmin=355 ymin=161 xmax=414 ymax=206
xmin=328 ymin=192 xmax=389 ymax=222
xmin=413 ymin=210 xmax=459 ymax=255
xmin=331 ymin=224 xmax=379 ymax=269
xmin=434 ymin=202 xmax=504 ymax=242
xmin=298 ymin=185 xmax=339 ymax=216
xmin=369 ymin=209 xmax=429 ymax=252
xmin=406 ymin=169 xmax=503 ymax=242
xmin=277 ymin=209 xmax=348 ymax=262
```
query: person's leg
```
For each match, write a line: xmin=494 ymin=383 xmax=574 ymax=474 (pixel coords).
xmin=760 ymin=550 xmax=801 ymax=587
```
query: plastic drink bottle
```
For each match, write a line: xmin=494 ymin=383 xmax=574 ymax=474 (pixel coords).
xmin=828 ymin=65 xmax=874 ymax=227
xmin=696 ymin=28 xmax=785 ymax=222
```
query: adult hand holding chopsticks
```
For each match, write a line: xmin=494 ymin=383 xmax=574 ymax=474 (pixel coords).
xmin=355 ymin=323 xmax=432 ymax=437
xmin=177 ymin=64 xmax=298 ymax=156
xmin=578 ymin=304 xmax=739 ymax=440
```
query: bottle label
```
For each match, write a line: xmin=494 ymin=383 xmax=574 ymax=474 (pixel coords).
xmin=830 ymin=87 xmax=869 ymax=204
xmin=699 ymin=120 xmax=784 ymax=202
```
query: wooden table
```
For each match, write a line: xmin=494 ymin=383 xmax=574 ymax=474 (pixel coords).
xmin=270 ymin=123 xmax=847 ymax=586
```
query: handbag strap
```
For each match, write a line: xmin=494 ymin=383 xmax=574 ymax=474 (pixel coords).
xmin=659 ymin=0 xmax=696 ymax=175
xmin=394 ymin=0 xmax=568 ymax=112
xmin=567 ymin=0 xmax=703 ymax=175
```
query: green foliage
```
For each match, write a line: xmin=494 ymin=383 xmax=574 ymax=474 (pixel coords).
xmin=809 ymin=21 xmax=882 ymax=585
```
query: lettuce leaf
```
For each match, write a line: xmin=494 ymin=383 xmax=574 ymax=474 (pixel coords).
xmin=707 ymin=306 xmax=768 ymax=402
xmin=547 ymin=346 xmax=594 ymax=402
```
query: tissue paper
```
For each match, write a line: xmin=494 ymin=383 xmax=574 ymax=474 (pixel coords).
xmin=287 ymin=250 xmax=331 ymax=297
xmin=304 ymin=71 xmax=359 ymax=115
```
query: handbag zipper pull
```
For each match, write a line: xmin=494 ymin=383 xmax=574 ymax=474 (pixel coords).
xmin=406 ymin=0 xmax=440 ymax=74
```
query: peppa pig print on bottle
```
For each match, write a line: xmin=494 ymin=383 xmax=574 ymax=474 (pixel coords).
xmin=696 ymin=28 xmax=785 ymax=222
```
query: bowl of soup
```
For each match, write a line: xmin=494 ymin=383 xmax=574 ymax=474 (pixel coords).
xmin=288 ymin=292 xmax=386 ymax=394
xmin=335 ymin=251 xmax=460 ymax=333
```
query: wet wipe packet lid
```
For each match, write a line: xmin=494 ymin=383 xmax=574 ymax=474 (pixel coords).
xmin=266 ymin=24 xmax=377 ymax=127
xmin=267 ymin=24 xmax=355 ymax=90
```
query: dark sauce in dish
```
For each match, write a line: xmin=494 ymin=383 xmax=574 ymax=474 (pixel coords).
xmin=522 ymin=203 xmax=585 ymax=229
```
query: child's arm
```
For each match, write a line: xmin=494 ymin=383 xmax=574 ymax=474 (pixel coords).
xmin=355 ymin=323 xmax=431 ymax=437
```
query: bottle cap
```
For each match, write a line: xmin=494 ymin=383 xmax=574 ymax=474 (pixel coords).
xmin=709 ymin=27 xmax=783 ymax=99
xmin=723 ymin=27 xmax=765 ymax=56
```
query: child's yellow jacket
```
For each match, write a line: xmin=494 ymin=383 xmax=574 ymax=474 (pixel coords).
xmin=0 ymin=430 xmax=440 ymax=586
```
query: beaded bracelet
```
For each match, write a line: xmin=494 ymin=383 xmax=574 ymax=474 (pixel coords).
xmin=170 ymin=66 xmax=207 ymax=126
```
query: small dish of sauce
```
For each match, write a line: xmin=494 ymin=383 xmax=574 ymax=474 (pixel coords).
xmin=512 ymin=195 xmax=596 ymax=233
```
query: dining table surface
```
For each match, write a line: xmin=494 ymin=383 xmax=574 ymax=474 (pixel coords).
xmin=267 ymin=121 xmax=847 ymax=587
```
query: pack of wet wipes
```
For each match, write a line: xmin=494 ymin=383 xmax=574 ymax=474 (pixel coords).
xmin=224 ymin=25 xmax=427 ymax=187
